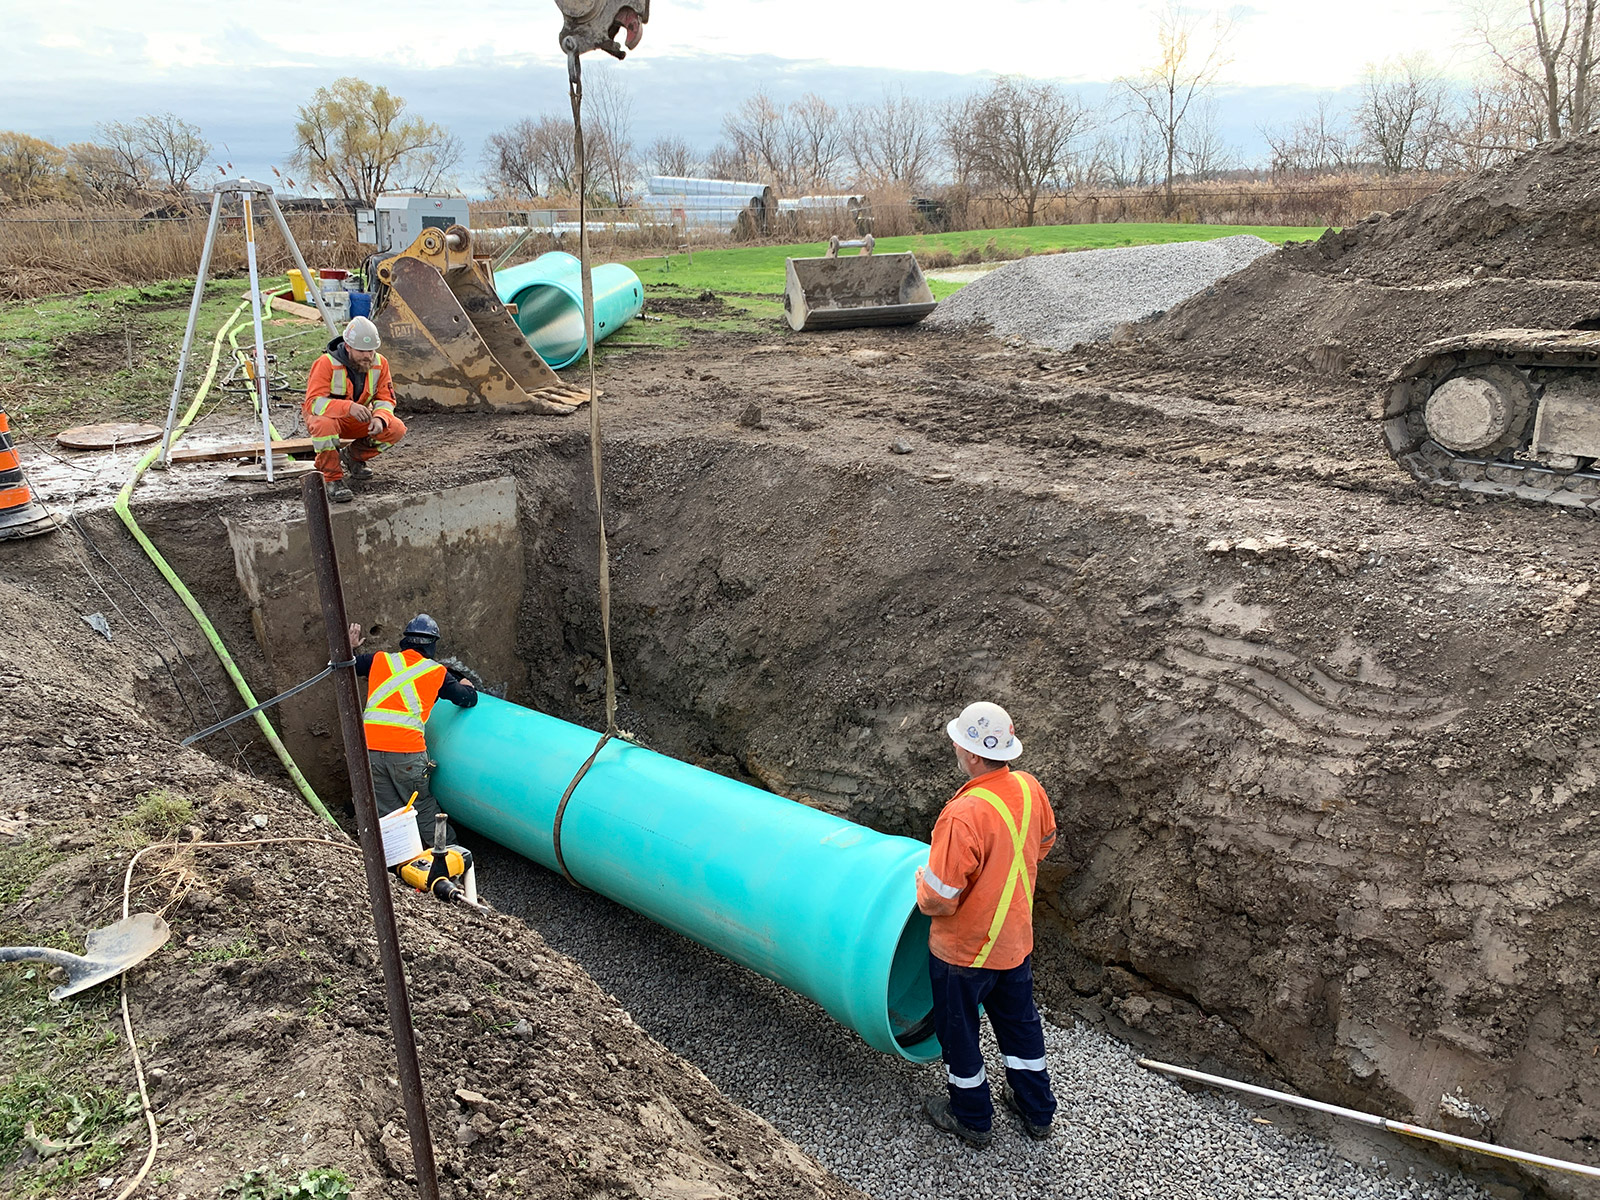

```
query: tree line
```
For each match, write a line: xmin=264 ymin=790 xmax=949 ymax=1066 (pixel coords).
xmin=2 ymin=1 xmax=1595 ymax=225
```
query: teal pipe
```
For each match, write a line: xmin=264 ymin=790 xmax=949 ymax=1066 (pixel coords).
xmin=427 ymin=695 xmax=939 ymax=1062
xmin=494 ymin=251 xmax=645 ymax=368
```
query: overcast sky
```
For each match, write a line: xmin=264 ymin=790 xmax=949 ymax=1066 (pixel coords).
xmin=3 ymin=0 xmax=1482 ymax=192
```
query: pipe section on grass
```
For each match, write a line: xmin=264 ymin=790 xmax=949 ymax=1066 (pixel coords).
xmin=494 ymin=252 xmax=645 ymax=369
xmin=427 ymin=695 xmax=940 ymax=1062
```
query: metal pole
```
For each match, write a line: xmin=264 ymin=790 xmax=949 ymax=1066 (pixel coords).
xmin=264 ymin=192 xmax=341 ymax=337
xmin=240 ymin=195 xmax=275 ymax=483
xmin=1138 ymin=1059 xmax=1600 ymax=1181
xmin=301 ymin=473 xmax=440 ymax=1199
xmin=157 ymin=191 xmax=224 ymax=468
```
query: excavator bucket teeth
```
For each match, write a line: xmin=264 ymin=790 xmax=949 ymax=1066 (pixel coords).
xmin=373 ymin=229 xmax=589 ymax=415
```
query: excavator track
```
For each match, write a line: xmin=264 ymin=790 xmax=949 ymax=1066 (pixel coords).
xmin=1384 ymin=328 xmax=1600 ymax=509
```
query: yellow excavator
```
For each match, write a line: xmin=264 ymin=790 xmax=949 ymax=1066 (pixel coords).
xmin=367 ymin=0 xmax=648 ymax=415
xmin=1384 ymin=328 xmax=1600 ymax=507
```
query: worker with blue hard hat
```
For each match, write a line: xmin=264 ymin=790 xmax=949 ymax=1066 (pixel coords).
xmin=347 ymin=613 xmax=478 ymax=840
xmin=915 ymin=700 xmax=1059 ymax=1148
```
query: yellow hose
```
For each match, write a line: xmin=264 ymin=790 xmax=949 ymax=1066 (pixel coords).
xmin=115 ymin=297 xmax=335 ymax=824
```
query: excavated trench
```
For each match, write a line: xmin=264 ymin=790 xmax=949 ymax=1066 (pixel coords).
xmin=134 ymin=418 xmax=1600 ymax=1199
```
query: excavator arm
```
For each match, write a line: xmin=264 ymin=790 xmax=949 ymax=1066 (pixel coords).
xmin=556 ymin=0 xmax=648 ymax=59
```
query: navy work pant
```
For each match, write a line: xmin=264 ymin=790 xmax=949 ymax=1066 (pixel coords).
xmin=929 ymin=952 xmax=1057 ymax=1132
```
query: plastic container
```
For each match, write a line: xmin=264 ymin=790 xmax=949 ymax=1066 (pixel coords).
xmin=493 ymin=251 xmax=645 ymax=368
xmin=348 ymin=291 xmax=372 ymax=319
xmin=318 ymin=268 xmax=349 ymax=287
xmin=379 ymin=805 xmax=423 ymax=868
xmin=287 ymin=268 xmax=316 ymax=303
xmin=321 ymin=289 xmax=350 ymax=323
xmin=427 ymin=694 xmax=940 ymax=1062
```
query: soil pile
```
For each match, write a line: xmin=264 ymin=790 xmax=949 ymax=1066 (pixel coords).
xmin=927 ymin=235 xmax=1275 ymax=348
xmin=1147 ymin=135 xmax=1600 ymax=378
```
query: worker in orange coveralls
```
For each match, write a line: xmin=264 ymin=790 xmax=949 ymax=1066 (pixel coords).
xmin=915 ymin=700 xmax=1059 ymax=1149
xmin=302 ymin=315 xmax=406 ymax=503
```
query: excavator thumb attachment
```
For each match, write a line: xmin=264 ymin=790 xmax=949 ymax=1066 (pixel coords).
xmin=372 ymin=225 xmax=589 ymax=415
xmin=783 ymin=235 xmax=938 ymax=332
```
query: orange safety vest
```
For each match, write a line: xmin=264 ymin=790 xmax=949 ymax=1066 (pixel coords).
xmin=362 ymin=650 xmax=447 ymax=754
xmin=916 ymin=767 xmax=1057 ymax=971
xmin=306 ymin=352 xmax=392 ymax=417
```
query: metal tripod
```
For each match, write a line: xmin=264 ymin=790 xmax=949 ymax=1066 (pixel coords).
xmin=156 ymin=179 xmax=341 ymax=480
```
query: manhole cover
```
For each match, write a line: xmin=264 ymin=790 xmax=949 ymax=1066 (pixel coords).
xmin=56 ymin=422 xmax=164 ymax=450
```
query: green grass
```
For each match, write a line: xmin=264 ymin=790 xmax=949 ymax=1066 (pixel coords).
xmin=623 ymin=222 xmax=1328 ymax=301
xmin=191 ymin=937 xmax=259 ymax=964
xmin=0 ymin=275 xmax=330 ymax=432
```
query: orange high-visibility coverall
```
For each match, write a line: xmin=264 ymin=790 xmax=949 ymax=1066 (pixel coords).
xmin=302 ymin=349 xmax=406 ymax=482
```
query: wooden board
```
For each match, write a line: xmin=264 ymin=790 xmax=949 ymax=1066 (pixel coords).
xmin=245 ymin=291 xmax=325 ymax=323
xmin=56 ymin=422 xmax=164 ymax=450
xmin=168 ymin=437 xmax=323 ymax=463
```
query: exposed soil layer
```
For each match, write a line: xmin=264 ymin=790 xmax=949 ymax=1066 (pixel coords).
xmin=1144 ymin=135 xmax=1600 ymax=380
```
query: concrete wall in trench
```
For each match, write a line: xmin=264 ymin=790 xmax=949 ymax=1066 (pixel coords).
xmin=223 ymin=477 xmax=525 ymax=798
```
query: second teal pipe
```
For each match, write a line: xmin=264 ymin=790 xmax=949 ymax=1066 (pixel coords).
xmin=426 ymin=695 xmax=939 ymax=1062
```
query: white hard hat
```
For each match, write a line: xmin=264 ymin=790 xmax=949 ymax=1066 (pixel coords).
xmin=947 ymin=701 xmax=1022 ymax=761
xmin=344 ymin=315 xmax=381 ymax=351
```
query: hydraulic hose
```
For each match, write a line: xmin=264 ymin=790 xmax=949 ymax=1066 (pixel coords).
xmin=115 ymin=296 xmax=335 ymax=824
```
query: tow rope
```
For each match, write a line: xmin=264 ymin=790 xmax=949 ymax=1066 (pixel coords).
xmin=551 ymin=45 xmax=632 ymax=889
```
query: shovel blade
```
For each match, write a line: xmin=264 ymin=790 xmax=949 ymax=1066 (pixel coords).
xmin=50 ymin=913 xmax=170 ymax=1000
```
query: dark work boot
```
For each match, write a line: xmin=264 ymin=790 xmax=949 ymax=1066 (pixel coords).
xmin=340 ymin=445 xmax=374 ymax=481
xmin=328 ymin=479 xmax=354 ymax=503
xmin=1002 ymin=1084 xmax=1052 ymax=1140
xmin=922 ymin=1094 xmax=991 ymax=1148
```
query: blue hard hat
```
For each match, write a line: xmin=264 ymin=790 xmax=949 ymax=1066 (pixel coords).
xmin=403 ymin=613 xmax=440 ymax=640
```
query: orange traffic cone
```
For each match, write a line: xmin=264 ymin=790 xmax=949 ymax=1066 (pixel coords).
xmin=0 ymin=405 xmax=58 ymax=540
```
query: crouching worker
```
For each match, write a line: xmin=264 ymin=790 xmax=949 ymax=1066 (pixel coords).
xmin=352 ymin=614 xmax=476 ymax=842
xmin=304 ymin=315 xmax=406 ymax=503
xmin=916 ymin=701 xmax=1059 ymax=1149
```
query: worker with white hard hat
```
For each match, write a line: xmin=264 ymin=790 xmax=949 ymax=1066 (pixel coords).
xmin=915 ymin=700 xmax=1059 ymax=1148
xmin=302 ymin=314 xmax=408 ymax=503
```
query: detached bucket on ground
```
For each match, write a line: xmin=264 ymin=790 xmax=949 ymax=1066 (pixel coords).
xmin=784 ymin=236 xmax=937 ymax=332
xmin=427 ymin=695 xmax=940 ymax=1062
xmin=495 ymin=252 xmax=645 ymax=368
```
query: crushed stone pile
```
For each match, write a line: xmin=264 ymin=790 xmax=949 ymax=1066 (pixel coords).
xmin=482 ymin=842 xmax=1491 ymax=1200
xmin=927 ymin=235 xmax=1277 ymax=349
xmin=1145 ymin=135 xmax=1600 ymax=378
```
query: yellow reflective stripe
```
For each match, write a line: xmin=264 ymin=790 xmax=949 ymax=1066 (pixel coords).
xmin=966 ymin=777 xmax=1034 ymax=968
xmin=310 ymin=396 xmax=337 ymax=416
xmin=311 ymin=435 xmax=341 ymax=450
xmin=330 ymin=367 xmax=347 ymax=397
xmin=363 ymin=653 xmax=438 ymax=733
xmin=367 ymin=367 xmax=381 ymax=399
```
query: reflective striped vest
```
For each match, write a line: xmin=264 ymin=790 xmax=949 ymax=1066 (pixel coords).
xmin=362 ymin=650 xmax=447 ymax=753
xmin=308 ymin=352 xmax=391 ymax=418
xmin=918 ymin=767 xmax=1056 ymax=971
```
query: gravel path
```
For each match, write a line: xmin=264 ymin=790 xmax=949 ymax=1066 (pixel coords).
xmin=927 ymin=236 xmax=1278 ymax=349
xmin=475 ymin=842 xmax=1489 ymax=1200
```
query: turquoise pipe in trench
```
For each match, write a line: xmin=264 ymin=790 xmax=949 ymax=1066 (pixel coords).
xmin=427 ymin=695 xmax=940 ymax=1062
xmin=494 ymin=251 xmax=645 ymax=369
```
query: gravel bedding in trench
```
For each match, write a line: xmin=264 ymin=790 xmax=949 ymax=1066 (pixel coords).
xmin=475 ymin=843 xmax=1490 ymax=1200
xmin=927 ymin=235 xmax=1278 ymax=349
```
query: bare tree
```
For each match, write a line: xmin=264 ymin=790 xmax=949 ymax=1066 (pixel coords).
xmin=648 ymin=135 xmax=698 ymax=177
xmin=1261 ymin=96 xmax=1353 ymax=176
xmin=1467 ymin=0 xmax=1598 ymax=139
xmin=484 ymin=119 xmax=545 ymax=197
xmin=1089 ymin=116 xmax=1164 ymax=187
xmin=722 ymin=91 xmax=788 ymax=186
xmin=703 ymin=141 xmax=752 ymax=181
xmin=1356 ymin=54 xmax=1451 ymax=172
xmin=788 ymin=93 xmax=846 ymax=191
xmin=291 ymin=77 xmax=460 ymax=206
xmin=1179 ymin=99 xmax=1235 ymax=179
xmin=1440 ymin=76 xmax=1535 ymax=169
xmin=586 ymin=71 xmax=637 ymax=202
xmin=135 ymin=112 xmax=210 ymax=196
xmin=942 ymin=76 xmax=1094 ymax=225
xmin=1120 ymin=1 xmax=1233 ymax=213
xmin=848 ymin=88 xmax=935 ymax=189
xmin=95 ymin=120 xmax=155 ymax=195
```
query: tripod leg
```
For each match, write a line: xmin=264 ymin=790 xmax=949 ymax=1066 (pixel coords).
xmin=157 ymin=191 xmax=224 ymax=468
xmin=266 ymin=193 xmax=340 ymax=338
xmin=241 ymin=195 xmax=274 ymax=483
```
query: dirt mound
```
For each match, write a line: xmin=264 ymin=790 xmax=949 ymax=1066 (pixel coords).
xmin=1146 ymin=135 xmax=1600 ymax=379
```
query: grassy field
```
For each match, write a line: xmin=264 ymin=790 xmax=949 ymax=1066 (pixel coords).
xmin=624 ymin=222 xmax=1328 ymax=300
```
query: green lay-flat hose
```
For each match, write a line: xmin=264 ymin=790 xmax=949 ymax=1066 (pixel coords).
xmin=115 ymin=297 xmax=335 ymax=824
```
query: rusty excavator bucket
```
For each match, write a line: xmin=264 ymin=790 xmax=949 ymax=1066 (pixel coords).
xmin=371 ymin=225 xmax=589 ymax=415
xmin=783 ymin=235 xmax=938 ymax=333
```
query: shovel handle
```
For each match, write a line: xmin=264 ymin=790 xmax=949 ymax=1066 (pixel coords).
xmin=0 ymin=946 xmax=81 ymax=968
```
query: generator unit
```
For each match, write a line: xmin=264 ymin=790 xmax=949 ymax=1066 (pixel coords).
xmin=357 ymin=196 xmax=471 ymax=253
